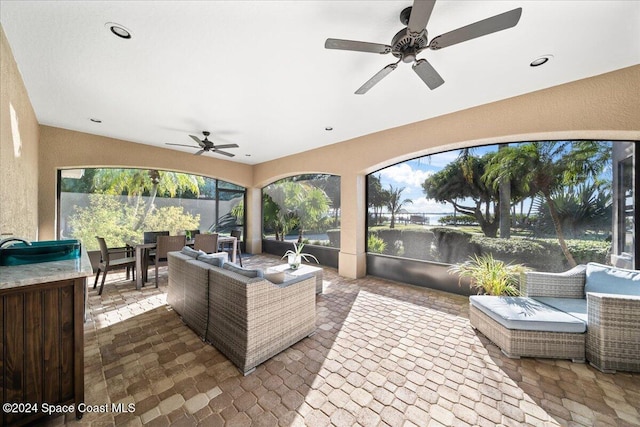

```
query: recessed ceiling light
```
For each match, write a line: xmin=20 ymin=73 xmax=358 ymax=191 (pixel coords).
xmin=530 ymin=55 xmax=553 ymax=67
xmin=106 ymin=22 xmax=132 ymax=39
xmin=325 ymin=126 xmax=333 ymax=131
xmin=90 ymin=118 xmax=102 ymax=123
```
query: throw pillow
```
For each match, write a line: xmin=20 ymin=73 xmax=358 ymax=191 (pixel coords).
xmin=223 ymin=262 xmax=264 ymax=278
xmin=180 ymin=246 xmax=202 ymax=258
xmin=198 ymin=253 xmax=227 ymax=268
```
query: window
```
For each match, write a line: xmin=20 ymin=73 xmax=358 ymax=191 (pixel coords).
xmin=58 ymin=168 xmax=245 ymax=250
xmin=367 ymin=141 xmax=625 ymax=272
xmin=262 ymin=174 xmax=340 ymax=248
xmin=618 ymin=156 xmax=634 ymax=255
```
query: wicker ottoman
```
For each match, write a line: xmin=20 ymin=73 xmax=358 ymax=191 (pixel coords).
xmin=469 ymin=296 xmax=586 ymax=362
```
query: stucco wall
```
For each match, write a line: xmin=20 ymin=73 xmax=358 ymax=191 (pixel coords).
xmin=0 ymin=25 xmax=39 ymax=241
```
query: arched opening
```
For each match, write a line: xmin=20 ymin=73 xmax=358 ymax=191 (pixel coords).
xmin=367 ymin=140 xmax=636 ymax=294
xmin=57 ymin=167 xmax=246 ymax=251
xmin=261 ymin=174 xmax=341 ymax=268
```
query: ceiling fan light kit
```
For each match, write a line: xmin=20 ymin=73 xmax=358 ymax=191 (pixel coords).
xmin=166 ymin=131 xmax=239 ymax=157
xmin=325 ymin=0 xmax=522 ymax=94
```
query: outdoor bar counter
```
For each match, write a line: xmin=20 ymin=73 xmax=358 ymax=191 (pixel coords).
xmin=0 ymin=249 xmax=91 ymax=425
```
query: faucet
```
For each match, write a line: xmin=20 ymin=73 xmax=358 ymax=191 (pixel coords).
xmin=0 ymin=237 xmax=32 ymax=248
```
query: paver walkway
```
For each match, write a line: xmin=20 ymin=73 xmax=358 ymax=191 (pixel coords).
xmin=45 ymin=254 xmax=639 ymax=426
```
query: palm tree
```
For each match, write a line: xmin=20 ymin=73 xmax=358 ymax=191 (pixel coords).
xmin=93 ymin=168 xmax=202 ymax=230
xmin=385 ymin=185 xmax=413 ymax=229
xmin=483 ymin=141 xmax=611 ymax=267
xmin=294 ymin=185 xmax=331 ymax=243
xmin=368 ymin=174 xmax=387 ymax=225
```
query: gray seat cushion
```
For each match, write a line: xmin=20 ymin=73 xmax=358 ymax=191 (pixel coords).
xmin=469 ymin=295 xmax=586 ymax=333
xmin=534 ymin=297 xmax=587 ymax=324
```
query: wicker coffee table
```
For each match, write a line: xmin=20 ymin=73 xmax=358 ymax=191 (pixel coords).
xmin=271 ymin=263 xmax=323 ymax=294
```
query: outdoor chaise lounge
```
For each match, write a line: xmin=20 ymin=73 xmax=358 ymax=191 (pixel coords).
xmin=470 ymin=262 xmax=640 ymax=373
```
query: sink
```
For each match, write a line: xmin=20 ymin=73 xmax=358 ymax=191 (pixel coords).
xmin=0 ymin=240 xmax=82 ymax=266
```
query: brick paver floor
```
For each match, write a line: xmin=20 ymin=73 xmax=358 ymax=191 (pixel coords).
xmin=46 ymin=254 xmax=639 ymax=426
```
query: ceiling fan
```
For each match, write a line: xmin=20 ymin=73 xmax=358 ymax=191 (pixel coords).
xmin=166 ymin=131 xmax=239 ymax=157
xmin=325 ymin=0 xmax=522 ymax=94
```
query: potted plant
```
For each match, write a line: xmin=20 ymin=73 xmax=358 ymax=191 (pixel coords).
xmin=449 ymin=253 xmax=530 ymax=296
xmin=282 ymin=242 xmax=319 ymax=270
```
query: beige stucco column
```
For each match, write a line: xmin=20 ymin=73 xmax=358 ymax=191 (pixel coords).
xmin=338 ymin=172 xmax=367 ymax=278
xmin=244 ymin=186 xmax=262 ymax=255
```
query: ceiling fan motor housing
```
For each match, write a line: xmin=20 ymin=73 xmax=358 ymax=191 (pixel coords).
xmin=391 ymin=28 xmax=429 ymax=63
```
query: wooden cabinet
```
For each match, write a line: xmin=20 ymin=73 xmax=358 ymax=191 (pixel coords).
xmin=1 ymin=277 xmax=84 ymax=426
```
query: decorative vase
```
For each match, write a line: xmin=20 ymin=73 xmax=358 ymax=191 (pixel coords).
xmin=288 ymin=254 xmax=301 ymax=270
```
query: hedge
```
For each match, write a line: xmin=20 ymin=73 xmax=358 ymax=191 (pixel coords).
xmin=369 ymin=226 xmax=611 ymax=272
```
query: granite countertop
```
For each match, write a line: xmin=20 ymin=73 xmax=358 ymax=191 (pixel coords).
xmin=0 ymin=248 xmax=93 ymax=290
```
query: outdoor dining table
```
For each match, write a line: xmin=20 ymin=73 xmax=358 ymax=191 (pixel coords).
xmin=127 ymin=236 xmax=237 ymax=290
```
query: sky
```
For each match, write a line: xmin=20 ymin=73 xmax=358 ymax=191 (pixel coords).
xmin=375 ymin=145 xmax=496 ymax=214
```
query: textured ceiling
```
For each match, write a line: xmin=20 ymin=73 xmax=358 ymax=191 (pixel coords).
xmin=1 ymin=1 xmax=639 ymax=164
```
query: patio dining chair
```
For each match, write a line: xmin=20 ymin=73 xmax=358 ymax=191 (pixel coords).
xmin=142 ymin=230 xmax=169 ymax=281
xmin=194 ymin=233 xmax=219 ymax=254
xmin=143 ymin=230 xmax=170 ymax=244
xmin=152 ymin=235 xmax=186 ymax=287
xmin=94 ymin=236 xmax=137 ymax=295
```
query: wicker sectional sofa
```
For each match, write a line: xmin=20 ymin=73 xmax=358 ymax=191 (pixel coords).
xmin=166 ymin=249 xmax=317 ymax=375
xmin=470 ymin=262 xmax=640 ymax=373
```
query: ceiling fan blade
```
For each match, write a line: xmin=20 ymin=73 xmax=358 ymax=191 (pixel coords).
xmin=428 ymin=7 xmax=522 ymax=50
xmin=166 ymin=143 xmax=199 ymax=148
xmin=355 ymin=63 xmax=398 ymax=94
xmin=325 ymin=38 xmax=391 ymax=54
xmin=213 ymin=149 xmax=235 ymax=157
xmin=194 ymin=149 xmax=205 ymax=156
xmin=189 ymin=135 xmax=206 ymax=147
xmin=213 ymin=144 xmax=239 ymax=149
xmin=407 ymin=0 xmax=437 ymax=36
xmin=413 ymin=59 xmax=444 ymax=89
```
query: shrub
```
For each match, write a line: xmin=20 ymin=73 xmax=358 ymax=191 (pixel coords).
xmin=68 ymin=194 xmax=200 ymax=251
xmin=401 ymin=229 xmax=436 ymax=261
xmin=471 ymin=236 xmax=551 ymax=270
xmin=326 ymin=229 xmax=340 ymax=247
xmin=430 ymin=227 xmax=476 ymax=263
xmin=470 ymin=236 xmax=611 ymax=272
xmin=449 ymin=253 xmax=530 ymax=296
xmin=438 ymin=214 xmax=477 ymax=226
xmin=367 ymin=234 xmax=386 ymax=254
xmin=375 ymin=229 xmax=403 ymax=255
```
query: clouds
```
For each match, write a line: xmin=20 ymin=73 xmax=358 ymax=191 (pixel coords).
xmin=379 ymin=163 xmax=433 ymax=188
xmin=377 ymin=163 xmax=452 ymax=213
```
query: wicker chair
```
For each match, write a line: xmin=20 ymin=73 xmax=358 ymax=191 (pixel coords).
xmin=206 ymin=267 xmax=316 ymax=374
xmin=167 ymin=251 xmax=226 ymax=337
xmin=166 ymin=251 xmax=316 ymax=375
xmin=523 ymin=264 xmax=640 ymax=373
